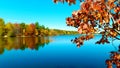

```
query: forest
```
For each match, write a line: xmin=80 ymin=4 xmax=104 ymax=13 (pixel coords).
xmin=0 ymin=18 xmax=78 ymax=37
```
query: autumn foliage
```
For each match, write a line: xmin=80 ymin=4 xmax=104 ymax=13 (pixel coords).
xmin=53 ymin=0 xmax=120 ymax=45
xmin=53 ymin=0 xmax=120 ymax=67
xmin=0 ymin=18 xmax=78 ymax=37
xmin=106 ymin=46 xmax=120 ymax=68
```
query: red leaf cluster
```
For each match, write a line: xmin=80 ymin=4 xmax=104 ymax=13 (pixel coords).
xmin=106 ymin=46 xmax=120 ymax=68
xmin=53 ymin=0 xmax=120 ymax=45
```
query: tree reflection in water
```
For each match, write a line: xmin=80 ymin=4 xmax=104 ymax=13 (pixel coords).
xmin=0 ymin=37 xmax=51 ymax=54
xmin=72 ymin=38 xmax=120 ymax=68
xmin=106 ymin=45 xmax=120 ymax=68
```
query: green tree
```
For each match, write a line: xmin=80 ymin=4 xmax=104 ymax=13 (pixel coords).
xmin=0 ymin=18 xmax=5 ymax=36
xmin=35 ymin=22 xmax=40 ymax=36
xmin=41 ymin=25 xmax=45 ymax=29
xmin=35 ymin=22 xmax=39 ymax=29
xmin=20 ymin=22 xmax=26 ymax=29
xmin=46 ymin=27 xmax=50 ymax=31
xmin=20 ymin=22 xmax=26 ymax=36
xmin=5 ymin=22 xmax=15 ymax=37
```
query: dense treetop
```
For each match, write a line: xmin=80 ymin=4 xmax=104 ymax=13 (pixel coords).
xmin=53 ymin=0 xmax=120 ymax=45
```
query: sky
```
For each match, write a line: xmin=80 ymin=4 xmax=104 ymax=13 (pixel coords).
xmin=0 ymin=0 xmax=80 ymax=31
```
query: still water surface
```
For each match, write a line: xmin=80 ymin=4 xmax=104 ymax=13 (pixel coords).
xmin=0 ymin=35 xmax=119 ymax=68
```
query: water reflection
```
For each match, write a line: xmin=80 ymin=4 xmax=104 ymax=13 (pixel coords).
xmin=0 ymin=37 xmax=51 ymax=54
xmin=106 ymin=45 xmax=120 ymax=68
xmin=72 ymin=36 xmax=120 ymax=68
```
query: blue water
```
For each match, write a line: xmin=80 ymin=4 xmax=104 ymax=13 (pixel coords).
xmin=0 ymin=35 xmax=119 ymax=68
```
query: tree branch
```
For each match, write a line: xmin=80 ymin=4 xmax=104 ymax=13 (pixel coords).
xmin=111 ymin=16 xmax=120 ymax=35
xmin=114 ymin=36 xmax=120 ymax=40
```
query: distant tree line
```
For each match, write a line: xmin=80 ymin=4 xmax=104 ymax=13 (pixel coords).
xmin=0 ymin=18 xmax=78 ymax=37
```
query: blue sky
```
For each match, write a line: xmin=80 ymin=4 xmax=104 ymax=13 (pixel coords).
xmin=0 ymin=0 xmax=80 ymax=31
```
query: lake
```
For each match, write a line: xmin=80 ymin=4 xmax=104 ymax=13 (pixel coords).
xmin=0 ymin=35 xmax=119 ymax=68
